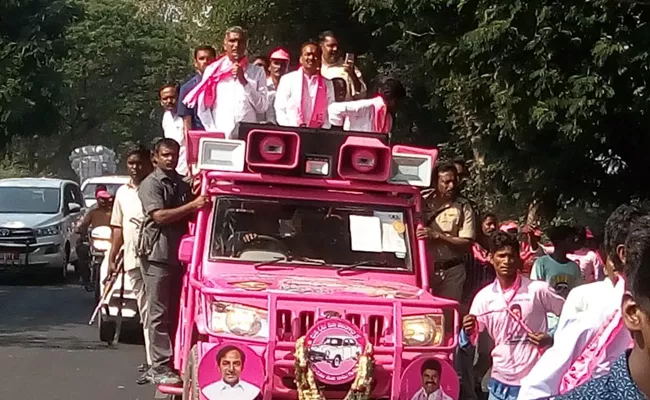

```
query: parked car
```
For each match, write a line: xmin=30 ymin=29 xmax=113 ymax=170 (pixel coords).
xmin=0 ymin=178 xmax=85 ymax=279
xmin=80 ymin=175 xmax=129 ymax=208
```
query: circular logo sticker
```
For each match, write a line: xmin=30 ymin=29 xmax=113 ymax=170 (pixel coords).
xmin=305 ymin=318 xmax=367 ymax=385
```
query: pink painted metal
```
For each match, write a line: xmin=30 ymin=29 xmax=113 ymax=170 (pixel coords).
xmin=158 ymin=130 xmax=460 ymax=400
xmin=246 ymin=129 xmax=301 ymax=169
xmin=337 ymin=136 xmax=391 ymax=182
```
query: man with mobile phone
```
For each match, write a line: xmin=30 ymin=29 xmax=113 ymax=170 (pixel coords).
xmin=319 ymin=30 xmax=367 ymax=100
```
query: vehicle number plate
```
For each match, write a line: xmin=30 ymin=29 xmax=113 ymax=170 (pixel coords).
xmin=0 ymin=252 xmax=19 ymax=261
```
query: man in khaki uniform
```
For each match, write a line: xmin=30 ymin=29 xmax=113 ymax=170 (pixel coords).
xmin=417 ymin=162 xmax=475 ymax=302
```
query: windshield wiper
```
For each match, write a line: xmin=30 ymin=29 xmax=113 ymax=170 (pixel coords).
xmin=254 ymin=256 xmax=289 ymax=269
xmin=337 ymin=260 xmax=388 ymax=274
xmin=254 ymin=256 xmax=328 ymax=269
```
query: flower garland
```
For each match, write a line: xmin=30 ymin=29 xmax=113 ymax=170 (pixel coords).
xmin=294 ymin=337 xmax=375 ymax=400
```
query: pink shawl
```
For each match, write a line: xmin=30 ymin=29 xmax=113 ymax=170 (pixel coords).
xmin=297 ymin=68 xmax=328 ymax=128
xmin=183 ymin=56 xmax=249 ymax=110
xmin=372 ymin=96 xmax=390 ymax=133
xmin=559 ymin=277 xmax=632 ymax=393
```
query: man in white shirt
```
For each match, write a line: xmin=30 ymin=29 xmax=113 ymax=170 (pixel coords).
xmin=160 ymin=84 xmax=187 ymax=175
xmin=275 ymin=41 xmax=335 ymax=128
xmin=107 ymin=144 xmax=154 ymax=384
xmin=319 ymin=30 xmax=367 ymax=100
xmin=261 ymin=48 xmax=290 ymax=124
xmin=182 ymin=26 xmax=268 ymax=139
xmin=329 ymin=77 xmax=406 ymax=134
xmin=410 ymin=359 xmax=453 ymax=400
xmin=518 ymin=203 xmax=646 ymax=399
xmin=202 ymin=345 xmax=261 ymax=400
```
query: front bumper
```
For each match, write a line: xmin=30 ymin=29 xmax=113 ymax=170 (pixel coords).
xmin=190 ymin=280 xmax=460 ymax=400
xmin=0 ymin=233 xmax=66 ymax=269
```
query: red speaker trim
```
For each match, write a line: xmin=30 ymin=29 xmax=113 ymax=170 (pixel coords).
xmin=337 ymin=136 xmax=391 ymax=182
xmin=245 ymin=129 xmax=301 ymax=169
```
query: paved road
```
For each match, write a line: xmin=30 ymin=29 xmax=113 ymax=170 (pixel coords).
xmin=0 ymin=269 xmax=158 ymax=400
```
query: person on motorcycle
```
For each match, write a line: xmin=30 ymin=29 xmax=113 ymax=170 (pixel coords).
xmin=75 ymin=188 xmax=114 ymax=290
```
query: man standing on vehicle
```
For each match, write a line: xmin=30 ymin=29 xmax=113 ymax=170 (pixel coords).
xmin=319 ymin=31 xmax=367 ymax=101
xmin=328 ymin=77 xmax=406 ymax=134
xmin=177 ymin=45 xmax=217 ymax=132
xmin=261 ymin=48 xmax=290 ymax=124
xmin=182 ymin=26 xmax=268 ymax=139
xmin=417 ymin=162 xmax=475 ymax=303
xmin=75 ymin=188 xmax=114 ymax=290
xmin=160 ymin=84 xmax=188 ymax=176
xmin=274 ymin=41 xmax=335 ymax=128
xmin=138 ymin=138 xmax=209 ymax=385
xmin=107 ymin=144 xmax=154 ymax=384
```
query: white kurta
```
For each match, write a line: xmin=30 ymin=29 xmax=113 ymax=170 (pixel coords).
xmin=328 ymin=97 xmax=393 ymax=133
xmin=196 ymin=64 xmax=268 ymax=139
xmin=518 ymin=278 xmax=632 ymax=399
xmin=409 ymin=387 xmax=453 ymax=400
xmin=201 ymin=379 xmax=260 ymax=400
xmin=161 ymin=110 xmax=188 ymax=175
xmin=274 ymin=70 xmax=335 ymax=128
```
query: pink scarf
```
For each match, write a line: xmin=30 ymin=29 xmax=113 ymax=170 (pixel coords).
xmin=297 ymin=68 xmax=327 ymax=128
xmin=183 ymin=56 xmax=249 ymax=110
xmin=559 ymin=277 xmax=632 ymax=393
xmin=372 ymin=96 xmax=390 ymax=133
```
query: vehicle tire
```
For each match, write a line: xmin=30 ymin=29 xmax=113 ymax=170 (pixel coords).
xmin=182 ymin=344 xmax=199 ymax=400
xmin=99 ymin=317 xmax=116 ymax=344
xmin=61 ymin=244 xmax=70 ymax=282
xmin=51 ymin=244 xmax=70 ymax=284
xmin=332 ymin=355 xmax=342 ymax=368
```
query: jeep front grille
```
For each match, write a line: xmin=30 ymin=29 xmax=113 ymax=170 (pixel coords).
xmin=276 ymin=309 xmax=387 ymax=346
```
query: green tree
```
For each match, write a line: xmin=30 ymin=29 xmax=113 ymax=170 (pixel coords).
xmin=130 ymin=0 xmax=371 ymax=65
xmin=350 ymin=0 xmax=650 ymax=222
xmin=36 ymin=0 xmax=191 ymax=175
xmin=0 ymin=0 xmax=81 ymax=151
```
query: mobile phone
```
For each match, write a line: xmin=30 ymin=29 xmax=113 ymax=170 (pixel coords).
xmin=345 ymin=53 xmax=355 ymax=64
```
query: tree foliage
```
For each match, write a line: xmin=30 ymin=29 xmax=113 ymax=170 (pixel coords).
xmin=2 ymin=0 xmax=191 ymax=177
xmin=349 ymin=0 xmax=650 ymax=222
xmin=0 ymin=0 xmax=81 ymax=150
xmin=5 ymin=0 xmax=650 ymax=225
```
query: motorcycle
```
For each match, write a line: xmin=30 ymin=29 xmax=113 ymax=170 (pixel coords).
xmin=89 ymin=221 xmax=142 ymax=344
xmin=90 ymin=226 xmax=112 ymax=302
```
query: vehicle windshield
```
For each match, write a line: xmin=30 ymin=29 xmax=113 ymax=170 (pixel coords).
xmin=82 ymin=183 xmax=122 ymax=199
xmin=325 ymin=338 xmax=343 ymax=345
xmin=210 ymin=196 xmax=412 ymax=271
xmin=0 ymin=187 xmax=60 ymax=214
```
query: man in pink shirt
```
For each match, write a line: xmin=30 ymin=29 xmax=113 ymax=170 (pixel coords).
xmin=567 ymin=226 xmax=605 ymax=283
xmin=459 ymin=231 xmax=565 ymax=400
xmin=518 ymin=204 xmax=645 ymax=399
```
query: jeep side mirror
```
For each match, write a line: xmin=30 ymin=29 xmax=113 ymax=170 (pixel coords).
xmin=68 ymin=203 xmax=82 ymax=213
xmin=178 ymin=235 xmax=195 ymax=264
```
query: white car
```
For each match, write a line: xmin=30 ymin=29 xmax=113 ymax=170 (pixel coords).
xmin=309 ymin=336 xmax=362 ymax=368
xmin=80 ymin=175 xmax=129 ymax=208
xmin=0 ymin=178 xmax=85 ymax=280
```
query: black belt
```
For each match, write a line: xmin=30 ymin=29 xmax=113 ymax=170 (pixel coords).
xmin=434 ymin=257 xmax=465 ymax=271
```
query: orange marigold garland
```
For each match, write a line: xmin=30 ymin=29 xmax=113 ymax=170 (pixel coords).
xmin=294 ymin=337 xmax=374 ymax=400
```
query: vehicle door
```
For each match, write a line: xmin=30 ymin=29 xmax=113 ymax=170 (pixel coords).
xmin=62 ymin=183 xmax=84 ymax=260
xmin=342 ymin=338 xmax=354 ymax=359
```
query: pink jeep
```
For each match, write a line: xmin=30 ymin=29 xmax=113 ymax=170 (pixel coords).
xmin=160 ymin=124 xmax=460 ymax=400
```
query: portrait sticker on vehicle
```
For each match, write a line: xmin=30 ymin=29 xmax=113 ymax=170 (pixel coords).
xmin=304 ymin=318 xmax=367 ymax=384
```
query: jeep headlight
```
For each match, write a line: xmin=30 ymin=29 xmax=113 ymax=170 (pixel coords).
xmin=210 ymin=302 xmax=269 ymax=339
xmin=402 ymin=314 xmax=445 ymax=346
xmin=35 ymin=224 xmax=61 ymax=237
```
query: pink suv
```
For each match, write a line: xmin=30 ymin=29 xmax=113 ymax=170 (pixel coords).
xmin=159 ymin=124 xmax=460 ymax=400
